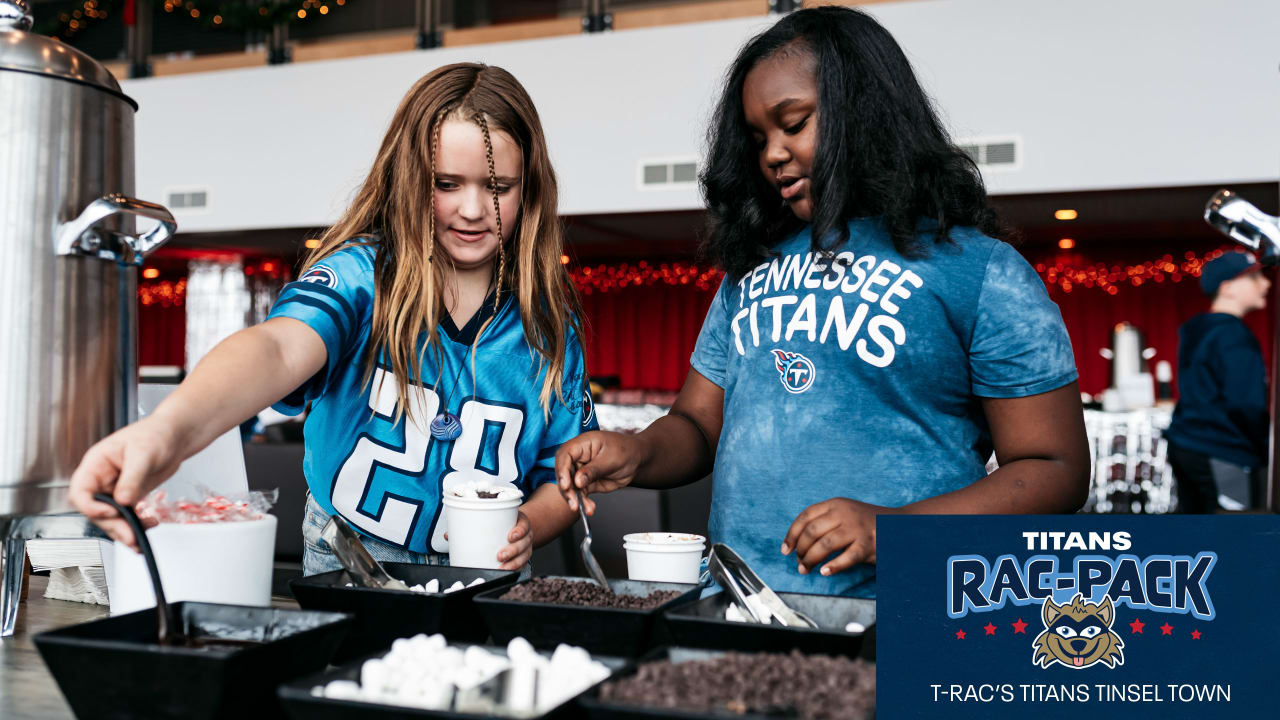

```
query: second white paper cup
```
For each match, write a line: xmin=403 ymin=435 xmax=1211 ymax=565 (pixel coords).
xmin=623 ymin=532 xmax=706 ymax=583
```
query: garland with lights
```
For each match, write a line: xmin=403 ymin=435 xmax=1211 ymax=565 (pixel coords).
xmin=34 ymin=0 xmax=115 ymax=40
xmin=1035 ymin=248 xmax=1230 ymax=295
xmin=34 ymin=0 xmax=346 ymax=40
xmin=161 ymin=0 xmax=346 ymax=30
xmin=138 ymin=279 xmax=187 ymax=307
xmin=570 ymin=261 xmax=723 ymax=295
xmin=139 ymin=249 xmax=1237 ymax=307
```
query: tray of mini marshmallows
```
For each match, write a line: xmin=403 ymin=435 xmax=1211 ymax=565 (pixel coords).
xmin=278 ymin=633 xmax=627 ymax=719
xmin=290 ymin=563 xmax=519 ymax=663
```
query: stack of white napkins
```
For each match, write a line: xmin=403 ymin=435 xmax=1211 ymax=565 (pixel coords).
xmin=26 ymin=539 xmax=112 ymax=605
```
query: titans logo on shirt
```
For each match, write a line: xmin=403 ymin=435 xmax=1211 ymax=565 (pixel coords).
xmin=772 ymin=349 xmax=816 ymax=393
xmin=266 ymin=244 xmax=597 ymax=554
xmin=298 ymin=264 xmax=338 ymax=289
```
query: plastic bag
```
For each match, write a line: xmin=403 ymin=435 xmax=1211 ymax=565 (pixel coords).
xmin=136 ymin=484 xmax=278 ymax=524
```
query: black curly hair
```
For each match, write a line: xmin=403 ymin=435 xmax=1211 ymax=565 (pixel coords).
xmin=700 ymin=6 xmax=1005 ymax=279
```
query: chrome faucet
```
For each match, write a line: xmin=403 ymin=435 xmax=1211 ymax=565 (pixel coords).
xmin=1205 ymin=189 xmax=1280 ymax=264
xmin=1205 ymin=188 xmax=1280 ymax=512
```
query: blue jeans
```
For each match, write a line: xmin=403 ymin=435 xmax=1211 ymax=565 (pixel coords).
xmin=301 ymin=494 xmax=449 ymax=576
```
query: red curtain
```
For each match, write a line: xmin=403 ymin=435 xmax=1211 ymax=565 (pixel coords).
xmin=579 ymin=284 xmax=718 ymax=391
xmin=138 ymin=301 xmax=186 ymax=367
xmin=1030 ymin=247 xmax=1274 ymax=397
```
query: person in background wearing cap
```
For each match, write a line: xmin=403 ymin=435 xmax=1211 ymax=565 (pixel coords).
xmin=1164 ymin=252 xmax=1270 ymax=512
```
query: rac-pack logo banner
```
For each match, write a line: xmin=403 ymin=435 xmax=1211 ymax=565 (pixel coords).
xmin=876 ymin=515 xmax=1280 ymax=720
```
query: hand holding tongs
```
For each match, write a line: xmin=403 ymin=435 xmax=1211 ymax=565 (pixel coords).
xmin=320 ymin=515 xmax=411 ymax=591
xmin=708 ymin=543 xmax=817 ymax=628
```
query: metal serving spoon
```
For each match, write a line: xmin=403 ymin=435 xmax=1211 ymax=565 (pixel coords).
xmin=576 ymin=490 xmax=612 ymax=593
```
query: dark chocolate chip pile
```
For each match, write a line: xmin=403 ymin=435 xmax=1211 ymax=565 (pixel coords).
xmin=599 ymin=650 xmax=875 ymax=720
xmin=500 ymin=577 xmax=681 ymax=609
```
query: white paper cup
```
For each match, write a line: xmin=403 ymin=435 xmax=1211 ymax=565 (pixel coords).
xmin=105 ymin=514 xmax=277 ymax=615
xmin=442 ymin=494 xmax=522 ymax=569
xmin=623 ymin=532 xmax=706 ymax=584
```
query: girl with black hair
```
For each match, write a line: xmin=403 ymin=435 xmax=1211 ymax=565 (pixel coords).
xmin=556 ymin=7 xmax=1090 ymax=597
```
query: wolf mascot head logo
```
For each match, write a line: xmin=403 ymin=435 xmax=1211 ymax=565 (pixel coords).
xmin=1032 ymin=594 xmax=1125 ymax=670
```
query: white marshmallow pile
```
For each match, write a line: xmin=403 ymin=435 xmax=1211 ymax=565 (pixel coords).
xmin=407 ymin=577 xmax=488 ymax=594
xmin=343 ymin=577 xmax=488 ymax=594
xmin=725 ymin=595 xmax=774 ymax=624
xmin=313 ymin=634 xmax=611 ymax=716
xmin=449 ymin=480 xmax=522 ymax=501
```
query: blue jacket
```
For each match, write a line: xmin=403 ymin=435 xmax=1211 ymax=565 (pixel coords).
xmin=1165 ymin=313 xmax=1268 ymax=467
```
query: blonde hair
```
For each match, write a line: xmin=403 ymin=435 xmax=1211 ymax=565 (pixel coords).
xmin=302 ymin=63 xmax=583 ymax=426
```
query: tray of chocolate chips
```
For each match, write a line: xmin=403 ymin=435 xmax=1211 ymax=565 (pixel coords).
xmin=662 ymin=590 xmax=875 ymax=659
xmin=473 ymin=576 xmax=701 ymax=657
xmin=291 ymin=563 xmax=520 ymax=663
xmin=579 ymin=646 xmax=875 ymax=720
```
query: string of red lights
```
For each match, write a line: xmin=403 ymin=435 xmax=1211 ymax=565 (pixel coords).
xmin=137 ymin=247 xmax=1239 ymax=307
xmin=1035 ymin=248 xmax=1227 ymax=295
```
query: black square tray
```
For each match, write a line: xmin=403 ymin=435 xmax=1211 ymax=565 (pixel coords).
xmin=663 ymin=590 xmax=875 ymax=658
xmin=472 ymin=576 xmax=701 ymax=657
xmin=277 ymin=643 xmax=629 ymax=720
xmin=34 ymin=601 xmax=351 ymax=720
xmin=290 ymin=563 xmax=518 ymax=663
xmin=578 ymin=646 xmax=875 ymax=720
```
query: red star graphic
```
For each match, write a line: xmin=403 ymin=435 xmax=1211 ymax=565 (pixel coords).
xmin=1160 ymin=622 xmax=1174 ymax=635
xmin=1191 ymin=629 xmax=1202 ymax=640
xmin=1012 ymin=618 xmax=1028 ymax=634
xmin=984 ymin=622 xmax=997 ymax=636
xmin=1129 ymin=618 xmax=1145 ymax=634
xmin=955 ymin=629 xmax=966 ymax=640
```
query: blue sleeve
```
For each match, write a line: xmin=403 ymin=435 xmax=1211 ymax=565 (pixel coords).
xmin=689 ymin=277 xmax=734 ymax=388
xmin=265 ymin=244 xmax=375 ymax=414
xmin=527 ymin=329 xmax=598 ymax=491
xmin=969 ymin=242 xmax=1078 ymax=398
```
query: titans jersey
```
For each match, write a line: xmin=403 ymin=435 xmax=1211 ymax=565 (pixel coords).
xmin=266 ymin=244 xmax=598 ymax=553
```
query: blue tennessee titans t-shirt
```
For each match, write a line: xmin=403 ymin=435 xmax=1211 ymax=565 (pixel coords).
xmin=690 ymin=219 xmax=1077 ymax=597
xmin=266 ymin=243 xmax=598 ymax=554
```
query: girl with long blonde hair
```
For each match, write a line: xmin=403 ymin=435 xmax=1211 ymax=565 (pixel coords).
xmin=70 ymin=63 xmax=594 ymax=574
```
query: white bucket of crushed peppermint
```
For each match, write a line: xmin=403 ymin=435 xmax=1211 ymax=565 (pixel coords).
xmin=623 ymin=532 xmax=707 ymax=584
xmin=441 ymin=482 xmax=523 ymax=569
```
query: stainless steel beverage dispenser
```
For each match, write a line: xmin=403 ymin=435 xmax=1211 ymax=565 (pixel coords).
xmin=1 ymin=0 xmax=176 ymax=634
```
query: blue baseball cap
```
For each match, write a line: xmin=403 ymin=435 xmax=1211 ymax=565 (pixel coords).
xmin=1200 ymin=252 xmax=1261 ymax=297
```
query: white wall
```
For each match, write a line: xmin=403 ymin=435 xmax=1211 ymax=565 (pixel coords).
xmin=122 ymin=0 xmax=1280 ymax=233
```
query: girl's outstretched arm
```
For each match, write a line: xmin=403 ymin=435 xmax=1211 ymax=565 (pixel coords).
xmin=556 ymin=369 xmax=724 ymax=514
xmin=69 ymin=317 xmax=328 ymax=548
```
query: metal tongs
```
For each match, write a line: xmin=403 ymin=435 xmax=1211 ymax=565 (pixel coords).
xmin=320 ymin=515 xmax=410 ymax=591
xmin=708 ymin=543 xmax=817 ymax=628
